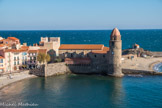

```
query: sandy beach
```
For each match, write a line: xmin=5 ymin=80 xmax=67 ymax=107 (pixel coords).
xmin=122 ymin=57 xmax=162 ymax=71
xmin=0 ymin=71 xmax=36 ymax=89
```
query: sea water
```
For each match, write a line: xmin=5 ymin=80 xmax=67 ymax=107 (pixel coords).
xmin=0 ymin=30 xmax=162 ymax=108
xmin=0 ymin=75 xmax=162 ymax=108
xmin=0 ymin=30 xmax=162 ymax=51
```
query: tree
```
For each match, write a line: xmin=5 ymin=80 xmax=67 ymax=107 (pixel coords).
xmin=37 ymin=53 xmax=51 ymax=64
xmin=37 ymin=53 xmax=43 ymax=64
xmin=46 ymin=54 xmax=51 ymax=63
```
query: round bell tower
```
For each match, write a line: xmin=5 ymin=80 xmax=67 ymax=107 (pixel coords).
xmin=108 ymin=28 xmax=124 ymax=77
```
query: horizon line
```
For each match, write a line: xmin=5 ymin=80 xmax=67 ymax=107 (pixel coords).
xmin=0 ymin=28 xmax=162 ymax=31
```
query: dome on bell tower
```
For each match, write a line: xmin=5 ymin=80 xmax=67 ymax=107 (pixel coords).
xmin=111 ymin=28 xmax=120 ymax=37
xmin=110 ymin=28 xmax=121 ymax=40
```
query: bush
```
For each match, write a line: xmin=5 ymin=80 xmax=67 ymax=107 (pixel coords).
xmin=55 ymin=58 xmax=62 ymax=62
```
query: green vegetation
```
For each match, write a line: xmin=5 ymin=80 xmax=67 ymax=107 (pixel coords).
xmin=37 ymin=53 xmax=51 ymax=64
xmin=55 ymin=57 xmax=62 ymax=62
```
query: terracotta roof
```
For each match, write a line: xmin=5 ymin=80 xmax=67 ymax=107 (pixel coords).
xmin=103 ymin=47 xmax=109 ymax=51
xmin=0 ymin=44 xmax=5 ymax=47
xmin=0 ymin=56 xmax=4 ymax=59
xmin=135 ymin=44 xmax=139 ymax=46
xmin=5 ymin=49 xmax=27 ymax=53
xmin=28 ymin=50 xmax=38 ymax=53
xmin=92 ymin=47 xmax=109 ymax=54
xmin=59 ymin=44 xmax=104 ymax=50
xmin=111 ymin=28 xmax=121 ymax=37
xmin=7 ymin=37 xmax=19 ymax=41
xmin=21 ymin=46 xmax=29 ymax=50
xmin=38 ymin=49 xmax=47 ymax=54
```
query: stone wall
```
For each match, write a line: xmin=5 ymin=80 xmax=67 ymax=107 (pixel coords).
xmin=31 ymin=62 xmax=111 ymax=77
xmin=45 ymin=62 xmax=70 ymax=76
xmin=67 ymin=64 xmax=108 ymax=74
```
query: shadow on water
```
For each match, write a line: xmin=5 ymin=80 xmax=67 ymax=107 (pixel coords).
xmin=0 ymin=74 xmax=127 ymax=108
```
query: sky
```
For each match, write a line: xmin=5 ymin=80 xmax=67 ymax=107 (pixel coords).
xmin=0 ymin=0 xmax=162 ymax=30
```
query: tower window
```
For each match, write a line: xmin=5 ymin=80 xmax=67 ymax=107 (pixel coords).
xmin=94 ymin=55 xmax=97 ymax=58
xmin=112 ymin=42 xmax=114 ymax=46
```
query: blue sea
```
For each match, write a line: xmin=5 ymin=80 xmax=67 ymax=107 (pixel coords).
xmin=0 ymin=30 xmax=162 ymax=108
xmin=0 ymin=30 xmax=162 ymax=51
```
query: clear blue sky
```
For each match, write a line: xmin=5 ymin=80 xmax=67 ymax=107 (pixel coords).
xmin=0 ymin=0 xmax=162 ymax=30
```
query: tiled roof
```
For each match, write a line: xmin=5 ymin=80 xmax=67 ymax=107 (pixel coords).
xmin=28 ymin=50 xmax=38 ymax=53
xmin=0 ymin=44 xmax=5 ymax=47
xmin=0 ymin=56 xmax=4 ymax=59
xmin=59 ymin=44 xmax=104 ymax=50
xmin=7 ymin=37 xmax=19 ymax=41
xmin=5 ymin=49 xmax=27 ymax=53
xmin=135 ymin=44 xmax=139 ymax=46
xmin=21 ymin=46 xmax=29 ymax=50
xmin=92 ymin=47 xmax=109 ymax=54
xmin=38 ymin=49 xmax=47 ymax=54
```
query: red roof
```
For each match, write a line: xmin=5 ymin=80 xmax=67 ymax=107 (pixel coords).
xmin=0 ymin=56 xmax=4 ymax=59
xmin=5 ymin=49 xmax=27 ymax=53
xmin=28 ymin=50 xmax=38 ymax=53
xmin=92 ymin=47 xmax=109 ymax=54
xmin=59 ymin=44 xmax=104 ymax=50
xmin=7 ymin=37 xmax=19 ymax=41
xmin=21 ymin=46 xmax=29 ymax=50
xmin=38 ymin=49 xmax=47 ymax=54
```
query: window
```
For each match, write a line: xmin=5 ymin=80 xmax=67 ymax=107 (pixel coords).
xmin=14 ymin=57 xmax=16 ymax=60
xmin=0 ymin=59 xmax=3 ymax=63
xmin=34 ymin=57 xmax=36 ymax=60
xmin=30 ymin=57 xmax=32 ymax=60
xmin=17 ymin=57 xmax=19 ymax=60
xmin=22 ymin=52 xmax=27 ymax=55
xmin=0 ymin=69 xmax=3 ymax=72
xmin=103 ymin=55 xmax=105 ymax=58
xmin=71 ymin=54 xmax=73 ymax=57
xmin=17 ymin=61 xmax=19 ymax=65
xmin=94 ymin=55 xmax=97 ymax=58
xmin=87 ymin=54 xmax=89 ymax=57
xmin=25 ymin=56 xmax=27 ymax=60
xmin=0 ymin=64 xmax=3 ymax=67
xmin=112 ymin=42 xmax=114 ymax=46
xmin=14 ymin=62 xmax=16 ymax=65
